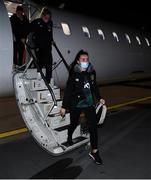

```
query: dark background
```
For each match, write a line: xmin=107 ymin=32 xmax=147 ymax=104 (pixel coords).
xmin=33 ymin=0 xmax=151 ymax=32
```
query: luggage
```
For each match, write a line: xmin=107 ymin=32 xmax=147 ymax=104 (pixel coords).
xmin=96 ymin=103 xmax=107 ymax=125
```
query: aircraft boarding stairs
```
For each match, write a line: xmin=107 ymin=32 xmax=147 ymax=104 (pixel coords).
xmin=13 ymin=43 xmax=90 ymax=155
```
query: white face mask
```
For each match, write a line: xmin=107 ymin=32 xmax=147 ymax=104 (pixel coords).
xmin=80 ymin=62 xmax=89 ymax=70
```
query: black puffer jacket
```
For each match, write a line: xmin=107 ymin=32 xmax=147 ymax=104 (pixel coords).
xmin=10 ymin=14 xmax=29 ymax=41
xmin=30 ymin=18 xmax=53 ymax=49
xmin=62 ymin=64 xmax=102 ymax=109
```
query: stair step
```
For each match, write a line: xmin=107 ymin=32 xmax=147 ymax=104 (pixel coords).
xmin=29 ymin=78 xmax=56 ymax=91
xmin=55 ymin=125 xmax=82 ymax=144
xmin=26 ymin=68 xmax=46 ymax=79
xmin=47 ymin=113 xmax=70 ymax=130
xmin=62 ymin=136 xmax=88 ymax=147
xmin=55 ymin=124 xmax=70 ymax=131
xmin=30 ymin=79 xmax=47 ymax=91
xmin=38 ymin=100 xmax=62 ymax=116
xmin=32 ymin=88 xmax=61 ymax=103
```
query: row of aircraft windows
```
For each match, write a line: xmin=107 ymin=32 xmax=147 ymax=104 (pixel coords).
xmin=61 ymin=23 xmax=150 ymax=47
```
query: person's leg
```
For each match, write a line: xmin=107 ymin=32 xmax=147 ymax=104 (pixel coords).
xmin=84 ymin=106 xmax=102 ymax=164
xmin=68 ymin=108 xmax=81 ymax=144
xmin=13 ymin=42 xmax=18 ymax=65
xmin=84 ymin=106 xmax=98 ymax=150
xmin=18 ymin=41 xmax=25 ymax=66
xmin=35 ymin=49 xmax=44 ymax=73
xmin=45 ymin=53 xmax=53 ymax=83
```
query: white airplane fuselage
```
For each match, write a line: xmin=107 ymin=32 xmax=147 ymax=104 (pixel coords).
xmin=1 ymin=0 xmax=151 ymax=97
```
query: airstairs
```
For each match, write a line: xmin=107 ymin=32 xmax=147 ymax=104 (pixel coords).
xmin=13 ymin=42 xmax=90 ymax=155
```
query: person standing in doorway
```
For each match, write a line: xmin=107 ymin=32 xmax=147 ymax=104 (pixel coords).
xmin=10 ymin=6 xmax=29 ymax=67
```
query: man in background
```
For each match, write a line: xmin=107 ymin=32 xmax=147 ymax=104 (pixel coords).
xmin=10 ymin=6 xmax=29 ymax=67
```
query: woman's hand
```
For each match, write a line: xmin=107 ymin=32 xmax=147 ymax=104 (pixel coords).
xmin=100 ymin=99 xmax=105 ymax=105
xmin=60 ymin=108 xmax=66 ymax=117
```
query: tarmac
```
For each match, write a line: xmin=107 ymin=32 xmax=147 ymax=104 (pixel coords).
xmin=0 ymin=79 xmax=151 ymax=178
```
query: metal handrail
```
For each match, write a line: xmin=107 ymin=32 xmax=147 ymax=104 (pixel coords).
xmin=52 ymin=41 xmax=70 ymax=72
xmin=21 ymin=41 xmax=70 ymax=122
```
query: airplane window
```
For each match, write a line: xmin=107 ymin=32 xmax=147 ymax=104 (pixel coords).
xmin=112 ymin=32 xmax=119 ymax=42
xmin=82 ymin=26 xmax=91 ymax=38
xmin=125 ymin=34 xmax=131 ymax=44
xmin=61 ymin=23 xmax=71 ymax=36
xmin=98 ymin=29 xmax=105 ymax=40
xmin=145 ymin=37 xmax=150 ymax=46
xmin=136 ymin=36 xmax=141 ymax=45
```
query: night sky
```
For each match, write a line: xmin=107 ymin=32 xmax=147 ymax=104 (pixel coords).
xmin=33 ymin=0 xmax=151 ymax=32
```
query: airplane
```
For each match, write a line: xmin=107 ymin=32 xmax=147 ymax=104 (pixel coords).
xmin=0 ymin=0 xmax=151 ymax=155
xmin=1 ymin=0 xmax=151 ymax=97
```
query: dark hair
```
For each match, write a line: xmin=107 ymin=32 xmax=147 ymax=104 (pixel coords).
xmin=40 ymin=7 xmax=52 ymax=18
xmin=16 ymin=6 xmax=24 ymax=12
xmin=69 ymin=50 xmax=89 ymax=74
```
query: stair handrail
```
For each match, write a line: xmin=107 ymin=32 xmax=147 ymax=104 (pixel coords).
xmin=20 ymin=41 xmax=71 ymax=114
xmin=25 ymin=43 xmax=58 ymax=107
xmin=52 ymin=41 xmax=70 ymax=72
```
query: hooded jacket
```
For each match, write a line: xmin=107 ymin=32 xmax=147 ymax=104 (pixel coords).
xmin=62 ymin=63 xmax=102 ymax=109
xmin=10 ymin=14 xmax=29 ymax=42
xmin=30 ymin=18 xmax=53 ymax=49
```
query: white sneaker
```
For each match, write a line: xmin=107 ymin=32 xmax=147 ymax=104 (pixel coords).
xmin=37 ymin=72 xmax=41 ymax=80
